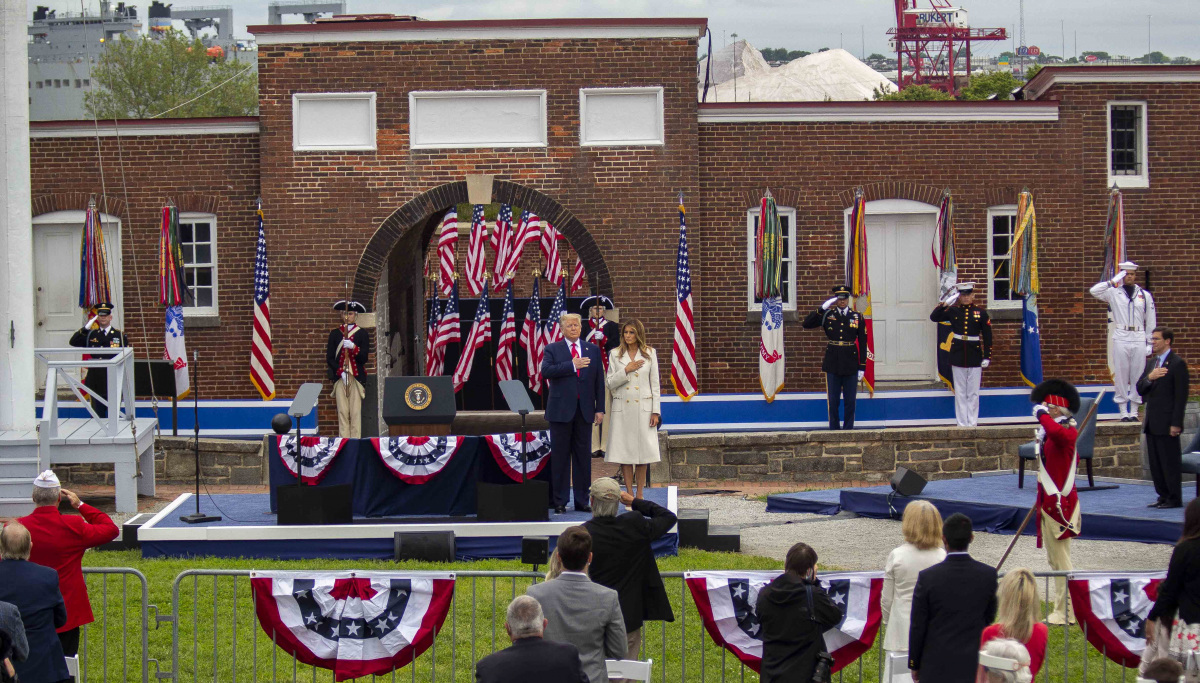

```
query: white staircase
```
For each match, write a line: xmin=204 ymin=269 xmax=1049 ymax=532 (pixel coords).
xmin=0 ymin=447 xmax=38 ymax=517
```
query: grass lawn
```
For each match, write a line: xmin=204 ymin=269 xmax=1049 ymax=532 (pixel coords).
xmin=77 ymin=548 xmax=1134 ymax=682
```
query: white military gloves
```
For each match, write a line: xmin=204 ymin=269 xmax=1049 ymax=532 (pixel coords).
xmin=85 ymin=316 xmax=99 ymax=329
xmin=857 ymin=370 xmax=865 ymax=381
xmin=941 ymin=291 xmax=960 ymax=306
xmin=1033 ymin=403 xmax=1049 ymax=418
xmin=342 ymin=339 xmax=356 ymax=351
xmin=981 ymin=359 xmax=990 ymax=369
xmin=822 ymin=297 xmax=839 ymax=310
xmin=1111 ymin=273 xmax=1126 ymax=286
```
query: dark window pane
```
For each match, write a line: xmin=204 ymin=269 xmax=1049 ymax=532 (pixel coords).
xmin=180 ymin=224 xmax=193 ymax=243
xmin=197 ymin=269 xmax=212 ymax=287
xmin=182 ymin=244 xmax=195 ymax=263
xmin=994 ymin=260 xmax=1010 ymax=280
xmin=194 ymin=223 xmax=211 ymax=242
xmin=184 ymin=270 xmax=195 ymax=286
xmin=197 ymin=288 xmax=212 ymax=307
xmin=195 ymin=245 xmax=211 ymax=264
xmin=993 ymin=235 xmax=1009 ymax=254
xmin=994 ymin=278 xmax=1011 ymax=301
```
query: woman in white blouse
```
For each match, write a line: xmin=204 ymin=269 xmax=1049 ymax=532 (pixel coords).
xmin=605 ymin=319 xmax=661 ymax=498
xmin=882 ymin=500 xmax=946 ymax=681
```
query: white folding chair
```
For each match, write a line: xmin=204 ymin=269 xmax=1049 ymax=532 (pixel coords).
xmin=606 ymin=658 xmax=653 ymax=681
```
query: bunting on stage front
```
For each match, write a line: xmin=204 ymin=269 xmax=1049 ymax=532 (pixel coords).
xmin=846 ymin=190 xmax=875 ymax=397
xmin=755 ymin=192 xmax=785 ymax=402
xmin=436 ymin=210 xmax=458 ymax=296
xmin=495 ymin=282 xmax=517 ymax=382
xmin=251 ymin=571 xmax=455 ymax=682
xmin=670 ymin=195 xmax=698 ymax=401
xmin=159 ymin=204 xmax=191 ymax=398
xmin=464 ymin=205 xmax=488 ymax=296
xmin=932 ymin=191 xmax=956 ymax=391
xmin=1068 ymin=572 xmax=1164 ymax=668
xmin=371 ymin=437 xmax=462 ymax=484
xmin=520 ymin=277 xmax=545 ymax=394
xmin=1011 ymin=190 xmax=1043 ymax=386
xmin=452 ymin=284 xmax=491 ymax=391
xmin=685 ymin=571 xmax=883 ymax=674
xmin=483 ymin=432 xmax=553 ymax=482
xmin=277 ymin=436 xmax=347 ymax=485
xmin=250 ymin=205 xmax=276 ymax=400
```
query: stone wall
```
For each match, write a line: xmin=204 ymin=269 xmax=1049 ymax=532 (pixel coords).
xmin=52 ymin=437 xmax=267 ymax=488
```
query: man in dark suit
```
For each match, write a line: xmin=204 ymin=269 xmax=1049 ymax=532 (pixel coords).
xmin=0 ymin=522 xmax=70 ymax=683
xmin=1138 ymin=326 xmax=1191 ymax=509
xmin=542 ymin=313 xmax=606 ymax=514
xmin=908 ymin=512 xmax=998 ymax=683
xmin=475 ymin=595 xmax=587 ymax=683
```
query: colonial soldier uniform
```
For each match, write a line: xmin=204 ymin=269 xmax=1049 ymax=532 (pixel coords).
xmin=68 ymin=302 xmax=126 ymax=418
xmin=1031 ymin=378 xmax=1082 ymax=625
xmin=582 ymin=295 xmax=621 ymax=457
xmin=327 ymin=300 xmax=370 ymax=438
xmin=1089 ymin=261 xmax=1156 ymax=421
xmin=929 ymin=283 xmax=992 ymax=427
xmin=802 ymin=285 xmax=867 ymax=430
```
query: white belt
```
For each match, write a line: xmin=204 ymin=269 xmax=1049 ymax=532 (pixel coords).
xmin=952 ymin=334 xmax=980 ymax=341
xmin=1119 ymin=326 xmax=1144 ymax=332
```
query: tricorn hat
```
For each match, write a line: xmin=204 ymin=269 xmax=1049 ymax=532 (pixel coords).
xmin=333 ymin=300 xmax=367 ymax=314
xmin=832 ymin=285 xmax=852 ymax=298
xmin=580 ymin=294 xmax=614 ymax=311
xmin=1030 ymin=378 xmax=1080 ymax=413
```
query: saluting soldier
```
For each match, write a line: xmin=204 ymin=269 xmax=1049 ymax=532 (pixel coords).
xmin=327 ymin=300 xmax=370 ymax=438
xmin=68 ymin=302 xmax=126 ymax=418
xmin=1089 ymin=261 xmax=1156 ymax=421
xmin=802 ymin=285 xmax=867 ymax=430
xmin=930 ymin=282 xmax=992 ymax=427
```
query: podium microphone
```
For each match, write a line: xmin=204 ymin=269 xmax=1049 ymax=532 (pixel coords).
xmin=180 ymin=349 xmax=221 ymax=524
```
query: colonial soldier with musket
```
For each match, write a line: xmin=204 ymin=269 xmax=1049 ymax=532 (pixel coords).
xmin=930 ymin=282 xmax=992 ymax=427
xmin=327 ymin=300 xmax=370 ymax=438
xmin=1030 ymin=378 xmax=1081 ymax=624
xmin=582 ymin=294 xmax=621 ymax=458
xmin=802 ymin=285 xmax=866 ymax=430
xmin=69 ymin=301 xmax=126 ymax=418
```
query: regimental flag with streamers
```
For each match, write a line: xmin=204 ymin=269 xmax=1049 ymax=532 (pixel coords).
xmin=755 ymin=192 xmax=785 ymax=402
xmin=544 ymin=276 xmax=567 ymax=346
xmin=79 ymin=198 xmax=114 ymax=310
xmin=371 ymin=436 xmax=462 ymax=484
xmin=1010 ymin=190 xmax=1043 ymax=386
xmin=846 ymin=190 xmax=875 ymax=396
xmin=686 ymin=571 xmax=884 ymax=674
xmin=520 ymin=277 xmax=545 ymax=394
xmin=464 ymin=205 xmax=488 ymax=296
xmin=671 ymin=195 xmax=698 ymax=401
xmin=541 ymin=223 xmax=563 ymax=284
xmin=490 ymin=204 xmax=514 ymax=293
xmin=570 ymin=257 xmax=587 ymax=294
xmin=424 ymin=290 xmax=442 ymax=377
xmin=277 ymin=436 xmax=347 ymax=485
xmin=250 ymin=204 xmax=276 ymax=400
xmin=434 ymin=281 xmax=462 ymax=365
xmin=932 ymin=191 xmax=957 ymax=390
xmin=158 ymin=204 xmax=191 ymax=397
xmin=252 ymin=571 xmax=455 ymax=682
xmin=1101 ymin=188 xmax=1127 ymax=375
xmin=1068 ymin=572 xmax=1165 ymax=668
xmin=436 ymin=210 xmax=458 ymax=296
xmin=495 ymin=282 xmax=517 ymax=382
xmin=483 ymin=432 xmax=553 ymax=481
xmin=451 ymin=284 xmax=491 ymax=392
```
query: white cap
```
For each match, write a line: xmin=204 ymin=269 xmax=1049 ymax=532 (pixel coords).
xmin=1118 ymin=261 xmax=1138 ymax=272
xmin=33 ymin=469 xmax=60 ymax=488
xmin=956 ymin=282 xmax=976 ymax=292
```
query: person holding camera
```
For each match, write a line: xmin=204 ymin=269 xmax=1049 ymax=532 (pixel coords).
xmin=755 ymin=542 xmax=842 ymax=683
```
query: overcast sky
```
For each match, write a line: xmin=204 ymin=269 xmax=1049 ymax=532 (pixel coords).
xmin=33 ymin=0 xmax=1200 ymax=59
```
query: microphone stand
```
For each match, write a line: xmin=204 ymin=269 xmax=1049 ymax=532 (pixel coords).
xmin=180 ymin=350 xmax=221 ymax=523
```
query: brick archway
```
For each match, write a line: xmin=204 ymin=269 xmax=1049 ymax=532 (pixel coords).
xmin=32 ymin=193 xmax=128 ymax=219
xmin=836 ymin=182 xmax=947 ymax=208
xmin=351 ymin=180 xmax=610 ymax=306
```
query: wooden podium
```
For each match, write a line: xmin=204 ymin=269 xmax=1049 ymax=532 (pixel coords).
xmin=382 ymin=376 xmax=455 ymax=437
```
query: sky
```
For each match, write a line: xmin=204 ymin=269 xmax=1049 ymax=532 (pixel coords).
xmin=32 ymin=0 xmax=1200 ymax=60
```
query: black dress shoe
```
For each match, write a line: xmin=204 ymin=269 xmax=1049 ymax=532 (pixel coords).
xmin=575 ymin=505 xmax=592 ymax=513
xmin=554 ymin=505 xmax=566 ymax=514
xmin=1162 ymin=502 xmax=1184 ymax=509
xmin=592 ymin=450 xmax=605 ymax=459
xmin=1149 ymin=501 xmax=1166 ymax=508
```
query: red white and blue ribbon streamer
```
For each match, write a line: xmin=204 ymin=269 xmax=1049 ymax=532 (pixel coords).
xmin=371 ymin=436 xmax=461 ymax=484
xmin=1068 ymin=571 xmax=1165 ymax=667
xmin=483 ymin=432 xmax=552 ymax=482
xmin=252 ymin=571 xmax=455 ymax=682
xmin=685 ymin=571 xmax=883 ymax=674
xmin=277 ymin=436 xmax=347 ymax=485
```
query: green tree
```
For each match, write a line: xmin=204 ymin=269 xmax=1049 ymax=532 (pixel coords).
xmin=1172 ymin=55 xmax=1194 ymax=65
xmin=958 ymin=70 xmax=1023 ymax=100
xmin=867 ymin=52 xmax=887 ymax=61
xmin=1142 ymin=51 xmax=1169 ymax=64
xmin=1024 ymin=63 xmax=1043 ymax=81
xmin=874 ymin=84 xmax=954 ymax=101
xmin=1081 ymin=51 xmax=1111 ymax=61
xmin=84 ymin=30 xmax=257 ymax=119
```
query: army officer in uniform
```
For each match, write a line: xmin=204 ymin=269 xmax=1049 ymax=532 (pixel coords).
xmin=803 ymin=285 xmax=867 ymax=430
xmin=68 ymin=302 xmax=126 ymax=418
xmin=930 ymin=282 xmax=992 ymax=427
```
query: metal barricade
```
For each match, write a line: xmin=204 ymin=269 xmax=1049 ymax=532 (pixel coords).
xmin=78 ymin=567 xmax=157 ymax=683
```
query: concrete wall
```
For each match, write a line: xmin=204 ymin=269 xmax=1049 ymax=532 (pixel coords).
xmin=53 ymin=437 xmax=267 ymax=488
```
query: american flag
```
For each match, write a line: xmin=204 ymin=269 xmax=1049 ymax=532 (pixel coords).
xmin=491 ymin=204 xmax=514 ymax=292
xmin=435 ymin=281 xmax=462 ymax=358
xmin=452 ymin=286 xmax=491 ymax=391
xmin=424 ymin=290 xmax=443 ymax=376
xmin=570 ymin=256 xmax=587 ymax=293
xmin=520 ymin=277 xmax=545 ymax=393
xmin=465 ymin=205 xmax=488 ymax=296
xmin=250 ymin=206 xmax=276 ymax=400
xmin=499 ymin=211 xmax=542 ymax=290
xmin=541 ymin=222 xmax=563 ymax=284
xmin=495 ymin=282 xmax=517 ymax=382
xmin=436 ymin=209 xmax=458 ymax=296
xmin=671 ymin=196 xmax=698 ymax=400
xmin=544 ymin=276 xmax=567 ymax=346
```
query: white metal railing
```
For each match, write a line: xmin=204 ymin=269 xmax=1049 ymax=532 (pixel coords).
xmin=36 ymin=347 xmax=136 ymax=440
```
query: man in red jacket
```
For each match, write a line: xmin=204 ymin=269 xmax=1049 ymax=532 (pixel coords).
xmin=17 ymin=470 xmax=119 ymax=656
xmin=1030 ymin=379 xmax=1081 ymax=626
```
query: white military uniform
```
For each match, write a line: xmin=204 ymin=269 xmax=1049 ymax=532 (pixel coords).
xmin=1089 ymin=266 xmax=1156 ymax=418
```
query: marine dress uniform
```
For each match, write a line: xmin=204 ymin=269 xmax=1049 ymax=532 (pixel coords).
xmin=68 ymin=302 xmax=126 ymax=418
xmin=929 ymin=283 xmax=992 ymax=427
xmin=802 ymin=285 xmax=867 ymax=430
xmin=1089 ymin=261 xmax=1156 ymax=421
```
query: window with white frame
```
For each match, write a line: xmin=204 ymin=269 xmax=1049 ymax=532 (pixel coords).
xmin=1107 ymin=101 xmax=1148 ymax=188
xmin=986 ymin=206 xmax=1021 ymax=309
xmin=746 ymin=206 xmax=797 ymax=311
xmin=179 ymin=213 xmax=218 ymax=314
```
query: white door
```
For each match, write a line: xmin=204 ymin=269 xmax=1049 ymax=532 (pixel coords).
xmin=865 ymin=212 xmax=938 ymax=381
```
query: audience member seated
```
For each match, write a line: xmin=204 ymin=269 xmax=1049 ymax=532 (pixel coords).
xmin=18 ymin=470 xmax=118 ymax=657
xmin=1147 ymin=498 xmax=1200 ymax=671
xmin=0 ymin=522 xmax=70 ymax=683
xmin=975 ymin=638 xmax=1032 ymax=683
xmin=0 ymin=600 xmax=27 ymax=683
xmin=756 ymin=542 xmax=843 ymax=683
xmin=527 ymin=526 xmax=625 ymax=683
xmin=882 ymin=500 xmax=946 ymax=680
xmin=474 ymin=595 xmax=587 ymax=683
xmin=544 ymin=549 xmax=563 ymax=581
xmin=1140 ymin=657 xmax=1184 ymax=683
xmin=981 ymin=568 xmax=1049 ymax=676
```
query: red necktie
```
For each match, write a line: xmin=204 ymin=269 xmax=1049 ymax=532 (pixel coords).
xmin=571 ymin=342 xmax=580 ymax=376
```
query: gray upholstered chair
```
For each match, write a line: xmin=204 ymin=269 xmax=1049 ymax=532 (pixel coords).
xmin=1179 ymin=429 xmax=1200 ymax=496
xmin=1017 ymin=396 xmax=1097 ymax=489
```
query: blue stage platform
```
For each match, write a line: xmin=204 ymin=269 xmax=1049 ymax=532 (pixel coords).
xmin=766 ymin=474 xmax=1188 ymax=545
xmin=137 ymin=487 xmax=679 ymax=561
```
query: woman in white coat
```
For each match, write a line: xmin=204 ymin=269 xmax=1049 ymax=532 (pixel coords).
xmin=881 ymin=500 xmax=946 ymax=682
xmin=605 ymin=319 xmax=661 ymax=499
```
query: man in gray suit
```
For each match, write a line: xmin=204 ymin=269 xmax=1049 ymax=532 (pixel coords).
xmin=527 ymin=526 xmax=626 ymax=682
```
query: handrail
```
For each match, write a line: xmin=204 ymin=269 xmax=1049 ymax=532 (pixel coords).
xmin=36 ymin=346 xmax=136 ymax=442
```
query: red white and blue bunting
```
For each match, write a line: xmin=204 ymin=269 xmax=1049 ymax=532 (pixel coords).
xmin=371 ymin=436 xmax=462 ymax=484
xmin=1068 ymin=571 xmax=1165 ymax=668
xmin=685 ymin=571 xmax=883 ymax=674
xmin=483 ymin=431 xmax=552 ymax=482
xmin=251 ymin=571 xmax=455 ymax=682
xmin=277 ymin=436 xmax=347 ymax=485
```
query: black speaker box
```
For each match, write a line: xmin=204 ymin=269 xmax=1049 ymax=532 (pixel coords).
xmin=522 ymin=536 xmax=549 ymax=565
xmin=277 ymin=484 xmax=353 ymax=525
xmin=394 ymin=531 xmax=456 ymax=563
xmin=476 ymin=481 xmax=550 ymax=522
xmin=890 ymin=467 xmax=927 ymax=497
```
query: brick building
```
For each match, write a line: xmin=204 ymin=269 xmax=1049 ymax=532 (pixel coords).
xmin=27 ymin=16 xmax=1199 ymax=430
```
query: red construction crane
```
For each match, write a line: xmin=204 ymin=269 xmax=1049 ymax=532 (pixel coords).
xmin=888 ymin=0 xmax=1007 ymax=95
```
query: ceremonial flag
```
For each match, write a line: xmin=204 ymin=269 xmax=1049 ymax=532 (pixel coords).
xmin=464 ymin=205 xmax=488 ymax=296
xmin=519 ymin=277 xmax=545 ymax=393
xmin=424 ymin=290 xmax=442 ymax=377
xmin=434 ymin=281 xmax=462 ymax=358
xmin=251 ymin=571 xmax=455 ymax=682
xmin=932 ymin=191 xmax=957 ymax=390
xmin=496 ymin=210 xmax=541 ymax=290
xmin=436 ymin=209 xmax=458 ymax=296
xmin=250 ymin=204 xmax=276 ymax=400
xmin=1068 ymin=571 xmax=1165 ymax=668
xmin=1101 ymin=189 xmax=1127 ymax=375
xmin=495 ymin=282 xmax=517 ymax=382
xmin=570 ymin=256 xmax=586 ymax=294
xmin=846 ymin=190 xmax=875 ymax=397
xmin=670 ymin=195 xmax=698 ymax=400
xmin=491 ymin=204 xmax=514 ymax=292
xmin=541 ymin=222 xmax=563 ymax=283
xmin=451 ymin=284 xmax=491 ymax=391
xmin=686 ymin=571 xmax=883 ymax=674
xmin=158 ymin=204 xmax=191 ymax=397
xmin=79 ymin=198 xmax=114 ymax=310
xmin=543 ymin=276 xmax=567 ymax=345
xmin=1020 ymin=295 xmax=1044 ymax=386
xmin=1010 ymin=190 xmax=1042 ymax=387
xmin=755 ymin=192 xmax=784 ymax=402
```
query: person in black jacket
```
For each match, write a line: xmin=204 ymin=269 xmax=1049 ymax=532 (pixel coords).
xmin=1137 ymin=327 xmax=1191 ymax=509
xmin=68 ymin=301 xmax=126 ymax=418
xmin=583 ymin=477 xmax=676 ymax=665
xmin=756 ymin=542 xmax=842 ymax=683
xmin=802 ymin=285 xmax=867 ymax=430
xmin=1146 ymin=498 xmax=1200 ymax=659
xmin=327 ymin=300 xmax=371 ymax=438
xmin=908 ymin=512 xmax=998 ymax=683
xmin=475 ymin=595 xmax=587 ymax=683
xmin=929 ymin=283 xmax=992 ymax=427
xmin=0 ymin=523 xmax=69 ymax=683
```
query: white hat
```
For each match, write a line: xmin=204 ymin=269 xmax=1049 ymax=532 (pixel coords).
xmin=1119 ymin=261 xmax=1138 ymax=272
xmin=956 ymin=282 xmax=976 ymax=292
xmin=33 ymin=469 xmax=60 ymax=488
